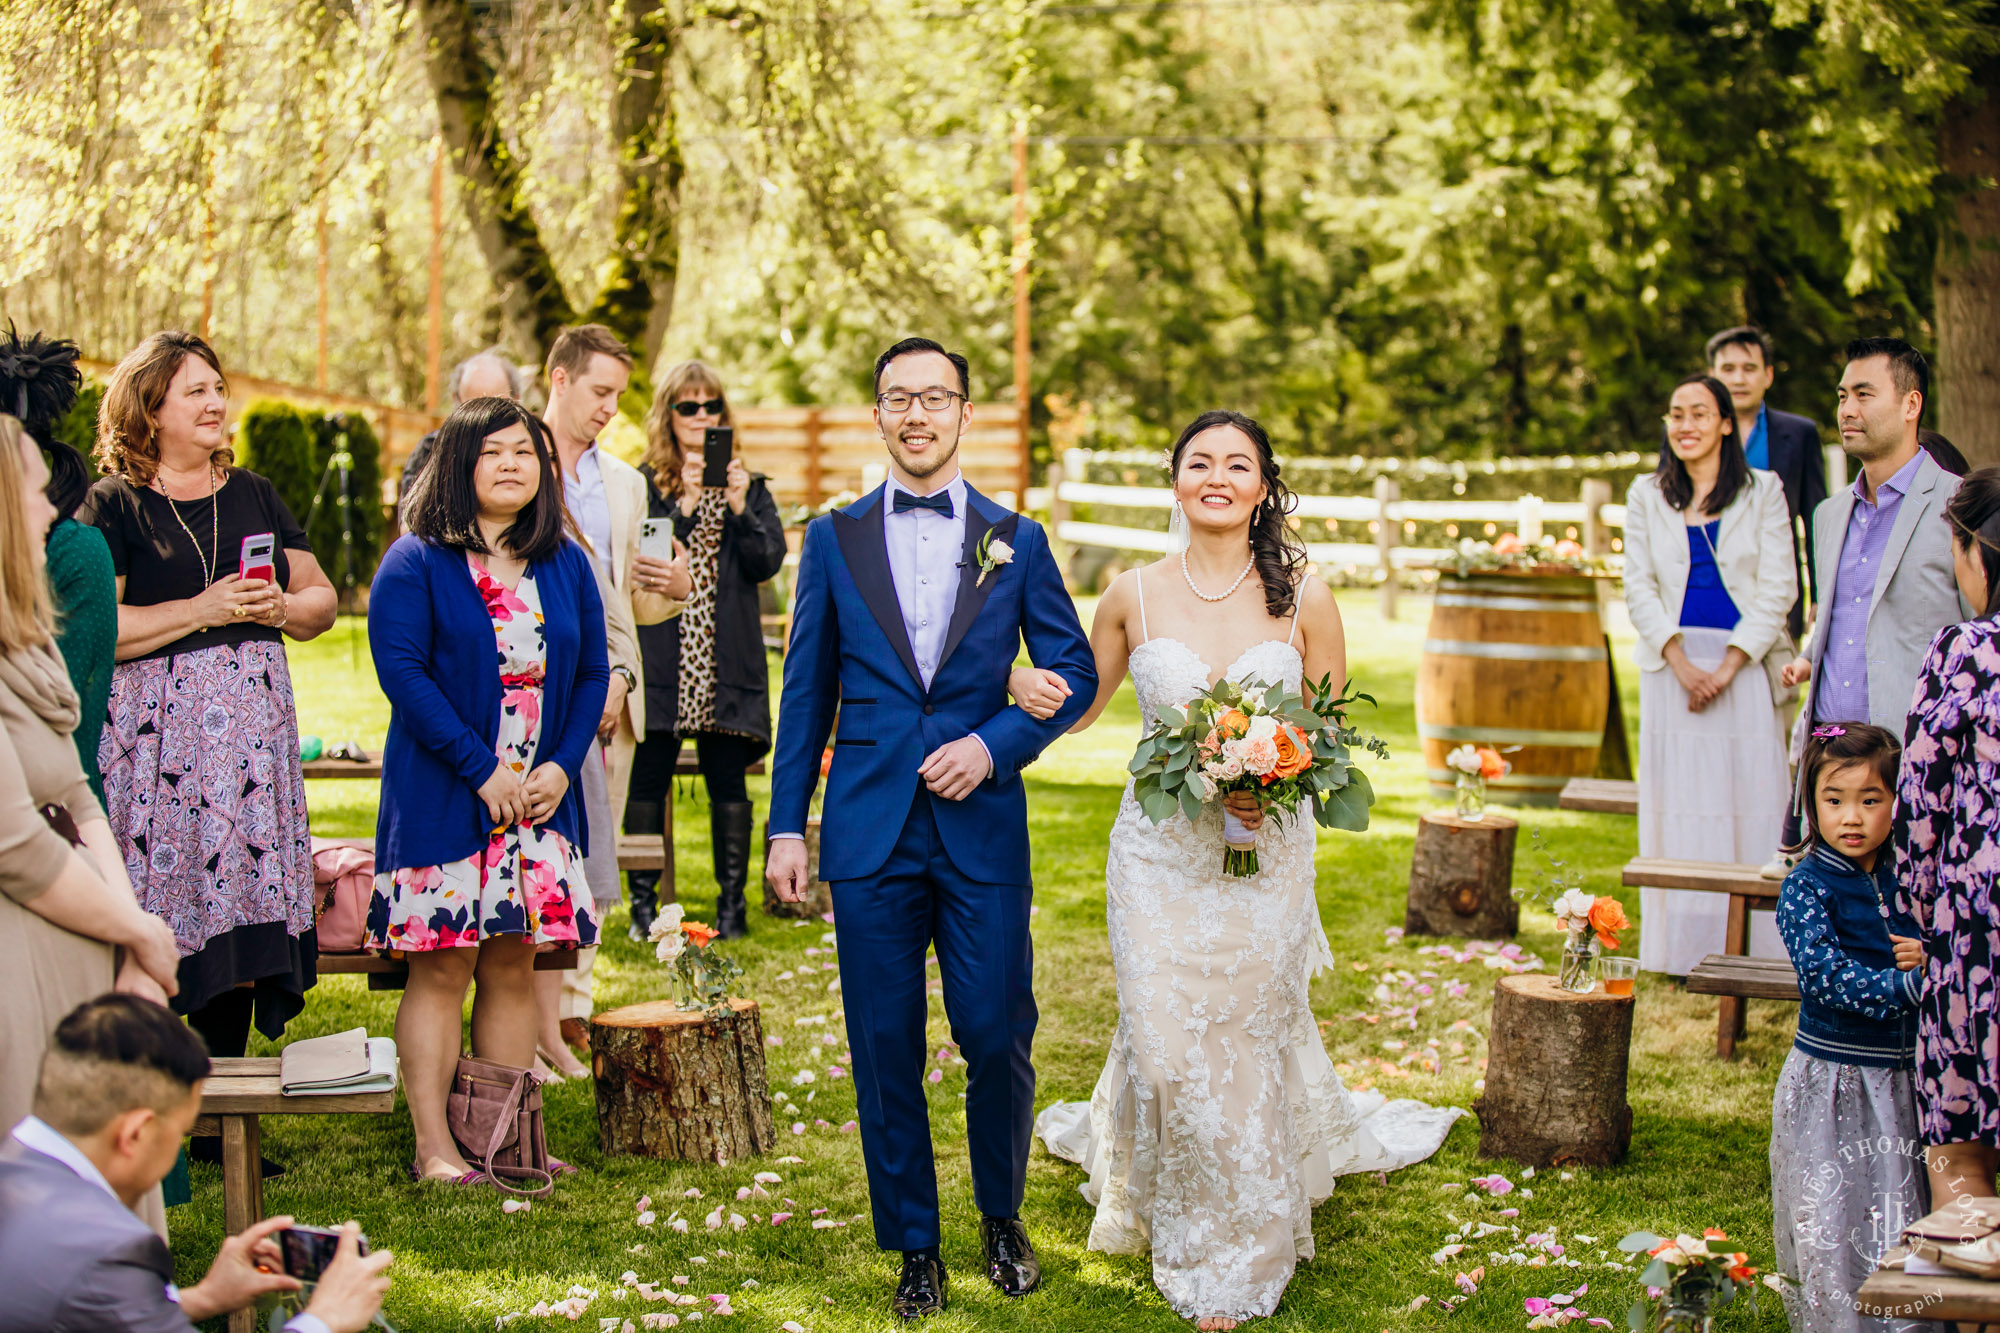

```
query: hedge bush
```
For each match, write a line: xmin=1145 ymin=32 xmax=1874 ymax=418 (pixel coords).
xmin=236 ymin=400 xmax=319 ymax=534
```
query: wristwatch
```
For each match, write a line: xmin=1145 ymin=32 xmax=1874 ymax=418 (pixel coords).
xmin=610 ymin=665 xmax=637 ymax=692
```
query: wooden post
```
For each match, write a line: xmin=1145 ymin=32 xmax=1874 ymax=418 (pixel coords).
xmin=315 ymin=141 xmax=330 ymax=392
xmin=1011 ymin=118 xmax=1032 ymax=503
xmin=1374 ymin=475 xmax=1399 ymax=620
xmin=1824 ymin=443 xmax=1848 ymax=497
xmin=1046 ymin=457 xmax=1068 ymax=580
xmin=1474 ymin=974 xmax=1634 ymax=1167
xmin=592 ymin=999 xmax=777 ymax=1163
xmin=804 ymin=406 xmax=823 ymax=507
xmin=1405 ymin=811 xmax=1520 ymax=938
xmin=198 ymin=26 xmax=222 ymax=342
xmin=762 ymin=815 xmax=833 ymax=919
xmin=425 ymin=136 xmax=445 ymax=414
xmin=1580 ymin=477 xmax=1612 ymax=556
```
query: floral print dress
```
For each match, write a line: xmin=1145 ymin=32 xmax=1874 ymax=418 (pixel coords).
xmin=366 ymin=558 xmax=598 ymax=952
xmin=1892 ymin=618 xmax=2000 ymax=1148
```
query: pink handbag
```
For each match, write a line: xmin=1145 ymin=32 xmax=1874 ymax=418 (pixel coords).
xmin=311 ymin=837 xmax=374 ymax=953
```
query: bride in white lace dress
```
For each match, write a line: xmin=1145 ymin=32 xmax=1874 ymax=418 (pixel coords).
xmin=1014 ymin=412 xmax=1463 ymax=1329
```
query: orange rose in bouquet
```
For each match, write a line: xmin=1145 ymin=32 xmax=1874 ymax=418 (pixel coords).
xmin=1270 ymin=725 xmax=1315 ymax=781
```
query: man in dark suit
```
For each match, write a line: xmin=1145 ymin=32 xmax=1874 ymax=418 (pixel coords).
xmin=0 ymin=996 xmax=391 ymax=1333
xmin=1707 ymin=325 xmax=1828 ymax=639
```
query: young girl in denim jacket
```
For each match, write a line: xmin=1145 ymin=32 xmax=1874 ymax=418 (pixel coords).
xmin=1768 ymin=723 xmax=1937 ymax=1333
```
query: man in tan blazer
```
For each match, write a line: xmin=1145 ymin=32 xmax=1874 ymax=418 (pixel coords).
xmin=543 ymin=325 xmax=689 ymax=1037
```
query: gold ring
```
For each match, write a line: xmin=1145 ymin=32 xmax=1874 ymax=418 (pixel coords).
xmin=233 ymin=606 xmax=245 ymax=618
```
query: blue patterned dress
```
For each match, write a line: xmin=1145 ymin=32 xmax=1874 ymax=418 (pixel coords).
xmin=1892 ymin=618 xmax=2000 ymax=1147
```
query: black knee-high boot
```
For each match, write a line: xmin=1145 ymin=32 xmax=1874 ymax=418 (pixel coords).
xmin=712 ymin=802 xmax=754 ymax=939
xmin=625 ymin=799 xmax=664 ymax=941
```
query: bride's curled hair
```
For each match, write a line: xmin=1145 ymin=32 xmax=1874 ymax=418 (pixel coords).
xmin=1168 ymin=409 xmax=1307 ymax=617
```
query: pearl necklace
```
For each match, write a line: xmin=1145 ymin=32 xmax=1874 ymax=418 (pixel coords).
xmin=1180 ymin=549 xmax=1254 ymax=602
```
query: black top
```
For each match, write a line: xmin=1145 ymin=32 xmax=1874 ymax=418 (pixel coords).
xmin=81 ymin=470 xmax=311 ymax=664
xmin=636 ymin=467 xmax=788 ymax=747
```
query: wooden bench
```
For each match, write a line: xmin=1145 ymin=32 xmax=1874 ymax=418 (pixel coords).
xmin=1558 ymin=778 xmax=1637 ymax=814
xmin=1857 ymin=1268 xmax=2000 ymax=1324
xmin=303 ymin=753 xmax=762 ymax=781
xmin=319 ymin=947 xmax=578 ymax=988
xmin=1622 ymin=857 xmax=1787 ymax=1059
xmin=195 ymin=1056 xmax=397 ymax=1333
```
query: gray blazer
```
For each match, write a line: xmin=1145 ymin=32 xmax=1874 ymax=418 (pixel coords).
xmin=0 ymin=1138 xmax=193 ymax=1332
xmin=1800 ymin=450 xmax=1972 ymax=736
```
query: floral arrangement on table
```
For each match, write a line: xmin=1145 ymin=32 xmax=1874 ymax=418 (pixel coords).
xmin=1129 ymin=672 xmax=1389 ymax=877
xmin=1443 ymin=532 xmax=1613 ymax=577
xmin=647 ymin=904 xmax=744 ymax=1014
xmin=1616 ymin=1227 xmax=1784 ymax=1331
xmin=1536 ymin=830 xmax=1629 ymax=993
xmin=1445 ymin=743 xmax=1511 ymax=818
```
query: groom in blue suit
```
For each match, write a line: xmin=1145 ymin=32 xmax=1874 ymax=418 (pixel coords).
xmin=767 ymin=338 xmax=1096 ymax=1318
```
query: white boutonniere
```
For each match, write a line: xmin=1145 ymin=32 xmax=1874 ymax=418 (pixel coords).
xmin=974 ymin=529 xmax=1014 ymax=588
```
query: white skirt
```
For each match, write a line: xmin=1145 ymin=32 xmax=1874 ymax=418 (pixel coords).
xmin=1637 ymin=626 xmax=1790 ymax=975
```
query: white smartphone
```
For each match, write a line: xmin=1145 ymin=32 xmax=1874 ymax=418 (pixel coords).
xmin=640 ymin=517 xmax=674 ymax=562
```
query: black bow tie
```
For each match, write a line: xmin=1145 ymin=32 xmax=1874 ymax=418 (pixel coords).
xmin=892 ymin=489 xmax=954 ymax=518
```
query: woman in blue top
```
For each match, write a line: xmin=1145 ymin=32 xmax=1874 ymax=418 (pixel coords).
xmin=368 ymin=397 xmax=609 ymax=1186
xmin=1768 ymin=723 xmax=1933 ymax=1333
xmin=1624 ymin=373 xmax=1797 ymax=975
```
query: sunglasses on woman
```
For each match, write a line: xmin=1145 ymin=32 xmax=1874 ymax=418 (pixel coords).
xmin=672 ymin=398 xmax=726 ymax=417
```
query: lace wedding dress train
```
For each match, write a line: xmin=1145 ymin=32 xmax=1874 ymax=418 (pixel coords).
xmin=1035 ymin=629 xmax=1465 ymax=1322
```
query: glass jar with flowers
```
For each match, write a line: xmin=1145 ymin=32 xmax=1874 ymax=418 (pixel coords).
xmin=1536 ymin=832 xmax=1630 ymax=993
xmin=646 ymin=904 xmax=744 ymax=1014
xmin=1616 ymin=1227 xmax=1785 ymax=1331
xmin=1444 ymin=743 xmax=1509 ymax=819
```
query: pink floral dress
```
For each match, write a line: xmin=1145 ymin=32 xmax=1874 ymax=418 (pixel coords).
xmin=365 ymin=558 xmax=598 ymax=952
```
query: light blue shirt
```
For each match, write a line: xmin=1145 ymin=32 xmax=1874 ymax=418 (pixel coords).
xmin=563 ymin=444 xmax=613 ymax=581
xmin=1743 ymin=403 xmax=1770 ymax=471
xmin=884 ymin=471 xmax=968 ymax=690
xmin=9 ymin=1116 xmax=332 ymax=1333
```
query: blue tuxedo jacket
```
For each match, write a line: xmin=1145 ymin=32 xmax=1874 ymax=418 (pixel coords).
xmin=769 ymin=484 xmax=1095 ymax=885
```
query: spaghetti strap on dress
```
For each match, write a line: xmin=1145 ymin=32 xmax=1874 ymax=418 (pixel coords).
xmin=1133 ymin=566 xmax=1149 ymax=644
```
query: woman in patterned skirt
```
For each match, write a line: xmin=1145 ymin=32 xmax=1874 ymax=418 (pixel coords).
xmin=370 ymin=397 xmax=608 ymax=1184
xmin=1893 ymin=466 xmax=2000 ymax=1221
xmin=627 ymin=361 xmax=786 ymax=939
xmin=82 ymin=332 xmax=337 ymax=1062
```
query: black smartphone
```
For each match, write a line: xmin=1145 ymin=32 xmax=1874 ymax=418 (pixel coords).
xmin=280 ymin=1224 xmax=367 ymax=1282
xmin=701 ymin=428 xmax=733 ymax=490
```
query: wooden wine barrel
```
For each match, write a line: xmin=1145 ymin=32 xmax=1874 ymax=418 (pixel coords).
xmin=1417 ymin=573 xmax=1610 ymax=806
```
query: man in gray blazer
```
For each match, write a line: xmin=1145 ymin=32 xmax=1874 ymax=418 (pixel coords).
xmin=0 ymin=996 xmax=390 ymax=1333
xmin=1769 ymin=338 xmax=1972 ymax=864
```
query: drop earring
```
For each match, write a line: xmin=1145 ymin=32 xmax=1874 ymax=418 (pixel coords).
xmin=1167 ymin=497 xmax=1190 ymax=553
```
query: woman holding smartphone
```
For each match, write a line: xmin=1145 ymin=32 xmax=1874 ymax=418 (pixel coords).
xmin=81 ymin=331 xmax=337 ymax=1064
xmin=629 ymin=362 xmax=787 ymax=939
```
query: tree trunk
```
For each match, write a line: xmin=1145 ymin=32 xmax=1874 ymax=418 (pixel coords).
xmin=584 ymin=0 xmax=684 ymax=379
xmin=762 ymin=816 xmax=834 ymax=920
xmin=1405 ymin=811 xmax=1520 ymax=938
xmin=1937 ymin=59 xmax=2000 ymax=471
xmin=591 ymin=998 xmax=777 ymax=1164
xmin=1473 ymin=974 xmax=1633 ymax=1168
xmin=411 ymin=0 xmax=578 ymax=359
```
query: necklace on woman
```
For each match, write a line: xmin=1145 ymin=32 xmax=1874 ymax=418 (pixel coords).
xmin=159 ymin=464 xmax=219 ymax=591
xmin=1181 ymin=548 xmax=1255 ymax=602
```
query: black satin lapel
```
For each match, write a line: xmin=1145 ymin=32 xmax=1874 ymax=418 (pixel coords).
xmin=939 ymin=509 xmax=1021 ymax=673
xmin=833 ymin=501 xmax=924 ymax=690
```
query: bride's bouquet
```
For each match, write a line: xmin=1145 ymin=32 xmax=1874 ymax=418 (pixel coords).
xmin=1129 ymin=673 xmax=1387 ymax=876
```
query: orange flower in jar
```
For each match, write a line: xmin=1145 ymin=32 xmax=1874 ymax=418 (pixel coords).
xmin=682 ymin=921 xmax=720 ymax=947
xmin=1476 ymin=746 xmax=1509 ymax=779
xmin=1270 ymin=725 xmax=1314 ymax=780
xmin=1587 ymin=896 xmax=1629 ymax=950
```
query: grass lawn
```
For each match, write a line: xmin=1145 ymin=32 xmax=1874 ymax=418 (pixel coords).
xmin=173 ymin=592 xmax=1792 ymax=1331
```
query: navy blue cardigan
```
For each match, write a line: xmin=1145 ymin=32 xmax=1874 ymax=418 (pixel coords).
xmin=1776 ymin=843 xmax=1921 ymax=1069
xmin=368 ymin=535 xmax=609 ymax=873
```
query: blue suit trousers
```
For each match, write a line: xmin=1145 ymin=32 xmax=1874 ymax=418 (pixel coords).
xmin=831 ymin=787 xmax=1037 ymax=1252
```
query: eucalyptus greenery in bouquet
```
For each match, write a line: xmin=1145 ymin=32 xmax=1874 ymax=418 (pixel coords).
xmin=1129 ymin=672 xmax=1387 ymax=876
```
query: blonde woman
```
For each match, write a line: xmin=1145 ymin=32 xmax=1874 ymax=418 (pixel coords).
xmin=0 ymin=412 xmax=182 ymax=1159
xmin=81 ymin=332 xmax=337 ymax=1066
xmin=627 ymin=362 xmax=786 ymax=939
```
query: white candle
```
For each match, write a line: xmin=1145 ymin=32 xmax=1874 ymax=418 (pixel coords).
xmin=1518 ymin=494 xmax=1543 ymax=545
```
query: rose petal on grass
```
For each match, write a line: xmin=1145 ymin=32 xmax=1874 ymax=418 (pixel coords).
xmin=503 ymin=1199 xmax=531 ymax=1213
xmin=927 ymin=1069 xmax=943 ymax=1084
xmin=754 ymin=1171 xmax=783 ymax=1184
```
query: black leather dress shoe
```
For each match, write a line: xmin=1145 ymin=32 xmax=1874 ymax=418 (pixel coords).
xmin=982 ymin=1216 xmax=1041 ymax=1296
xmin=893 ymin=1250 xmax=948 ymax=1319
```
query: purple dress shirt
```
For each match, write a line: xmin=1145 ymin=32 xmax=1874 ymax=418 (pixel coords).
xmin=1813 ymin=451 xmax=1926 ymax=723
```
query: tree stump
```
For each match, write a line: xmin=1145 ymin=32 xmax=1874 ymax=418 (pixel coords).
xmin=1473 ymin=974 xmax=1633 ymax=1167
xmin=762 ymin=816 xmax=834 ymax=920
xmin=591 ymin=998 xmax=777 ymax=1163
xmin=1406 ymin=810 xmax=1520 ymax=938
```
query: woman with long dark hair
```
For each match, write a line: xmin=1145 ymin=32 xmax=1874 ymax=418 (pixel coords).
xmin=1624 ymin=373 xmax=1797 ymax=975
xmin=369 ymin=396 xmax=608 ymax=1184
xmin=627 ymin=361 xmax=787 ymax=939
xmin=1893 ymin=465 xmax=2000 ymax=1232
xmin=1023 ymin=410 xmax=1462 ymax=1329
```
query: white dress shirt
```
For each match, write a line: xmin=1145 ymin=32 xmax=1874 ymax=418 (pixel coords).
xmin=10 ymin=1115 xmax=333 ymax=1333
xmin=564 ymin=443 xmax=614 ymax=581
xmin=884 ymin=471 xmax=968 ymax=688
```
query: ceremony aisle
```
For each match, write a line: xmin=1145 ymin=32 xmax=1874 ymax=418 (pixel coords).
xmin=167 ymin=595 xmax=1792 ymax=1332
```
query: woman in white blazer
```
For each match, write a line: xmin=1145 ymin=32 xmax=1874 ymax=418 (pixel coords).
xmin=1625 ymin=373 xmax=1797 ymax=975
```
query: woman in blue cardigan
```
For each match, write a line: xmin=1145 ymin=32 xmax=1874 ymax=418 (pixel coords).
xmin=368 ymin=397 xmax=609 ymax=1186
